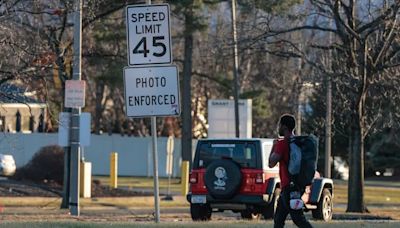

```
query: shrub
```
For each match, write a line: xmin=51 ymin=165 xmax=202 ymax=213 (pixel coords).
xmin=14 ymin=145 xmax=64 ymax=185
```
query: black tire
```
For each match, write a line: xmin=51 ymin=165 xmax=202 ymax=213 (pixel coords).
xmin=262 ymin=188 xmax=280 ymax=219
xmin=204 ymin=159 xmax=242 ymax=199
xmin=312 ymin=189 xmax=333 ymax=221
xmin=190 ymin=203 xmax=212 ymax=221
xmin=240 ymin=210 xmax=261 ymax=220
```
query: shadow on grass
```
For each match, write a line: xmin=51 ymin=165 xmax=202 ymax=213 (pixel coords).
xmin=333 ymin=213 xmax=393 ymax=220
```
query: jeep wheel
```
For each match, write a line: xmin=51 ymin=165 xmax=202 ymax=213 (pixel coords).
xmin=240 ymin=210 xmax=261 ymax=220
xmin=190 ymin=203 xmax=212 ymax=221
xmin=204 ymin=159 xmax=242 ymax=199
xmin=262 ymin=188 xmax=280 ymax=219
xmin=312 ymin=189 xmax=333 ymax=221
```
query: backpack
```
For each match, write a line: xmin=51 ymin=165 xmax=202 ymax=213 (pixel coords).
xmin=288 ymin=135 xmax=319 ymax=188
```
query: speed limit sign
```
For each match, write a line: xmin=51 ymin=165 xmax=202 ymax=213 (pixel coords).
xmin=126 ymin=4 xmax=172 ymax=66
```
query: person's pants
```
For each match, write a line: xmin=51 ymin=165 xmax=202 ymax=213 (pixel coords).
xmin=274 ymin=188 xmax=313 ymax=228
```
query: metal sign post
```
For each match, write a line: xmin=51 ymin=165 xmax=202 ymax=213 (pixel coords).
xmin=151 ymin=117 xmax=160 ymax=222
xmin=147 ymin=0 xmax=160 ymax=222
xmin=149 ymin=0 xmax=158 ymax=222
xmin=125 ymin=1 xmax=178 ymax=223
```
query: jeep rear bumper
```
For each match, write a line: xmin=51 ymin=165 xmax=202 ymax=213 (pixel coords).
xmin=187 ymin=193 xmax=270 ymax=208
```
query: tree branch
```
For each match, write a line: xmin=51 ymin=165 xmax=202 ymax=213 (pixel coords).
xmin=357 ymin=3 xmax=400 ymax=34
xmin=372 ymin=14 xmax=399 ymax=67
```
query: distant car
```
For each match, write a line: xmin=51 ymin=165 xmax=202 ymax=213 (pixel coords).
xmin=187 ymin=138 xmax=333 ymax=221
xmin=0 ymin=154 xmax=16 ymax=176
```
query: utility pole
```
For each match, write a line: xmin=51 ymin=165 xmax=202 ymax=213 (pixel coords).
xmin=231 ymin=0 xmax=240 ymax=138
xmin=70 ymin=0 xmax=82 ymax=216
xmin=325 ymin=20 xmax=333 ymax=179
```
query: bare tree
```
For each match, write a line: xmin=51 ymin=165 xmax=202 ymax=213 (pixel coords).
xmin=258 ymin=0 xmax=400 ymax=212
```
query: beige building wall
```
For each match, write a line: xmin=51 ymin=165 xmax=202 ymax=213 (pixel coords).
xmin=0 ymin=104 xmax=47 ymax=133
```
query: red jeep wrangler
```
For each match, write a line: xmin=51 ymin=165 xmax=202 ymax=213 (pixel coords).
xmin=187 ymin=139 xmax=333 ymax=221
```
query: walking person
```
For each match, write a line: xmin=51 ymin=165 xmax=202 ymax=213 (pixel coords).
xmin=269 ymin=114 xmax=313 ymax=228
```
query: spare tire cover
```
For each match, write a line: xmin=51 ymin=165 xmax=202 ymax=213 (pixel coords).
xmin=204 ymin=159 xmax=242 ymax=199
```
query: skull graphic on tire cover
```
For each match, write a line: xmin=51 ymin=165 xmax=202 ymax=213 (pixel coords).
xmin=213 ymin=167 xmax=227 ymax=190
xmin=205 ymin=159 xmax=242 ymax=199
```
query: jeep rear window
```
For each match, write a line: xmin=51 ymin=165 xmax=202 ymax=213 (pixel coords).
xmin=196 ymin=142 xmax=258 ymax=168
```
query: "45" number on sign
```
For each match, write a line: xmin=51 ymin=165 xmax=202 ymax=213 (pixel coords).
xmin=133 ymin=36 xmax=166 ymax=58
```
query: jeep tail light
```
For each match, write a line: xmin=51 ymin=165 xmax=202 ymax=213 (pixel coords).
xmin=255 ymin=173 xmax=265 ymax=184
xmin=189 ymin=173 xmax=198 ymax=184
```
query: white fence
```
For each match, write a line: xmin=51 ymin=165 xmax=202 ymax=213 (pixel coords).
xmin=0 ymin=133 xmax=196 ymax=177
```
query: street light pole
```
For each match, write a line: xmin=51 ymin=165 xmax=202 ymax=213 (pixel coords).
xmin=70 ymin=0 xmax=82 ymax=216
xmin=231 ymin=0 xmax=240 ymax=138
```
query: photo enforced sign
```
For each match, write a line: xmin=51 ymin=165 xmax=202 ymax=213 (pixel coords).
xmin=123 ymin=65 xmax=180 ymax=117
xmin=126 ymin=4 xmax=172 ymax=65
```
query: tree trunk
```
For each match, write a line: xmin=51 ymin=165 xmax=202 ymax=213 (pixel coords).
xmin=347 ymin=105 xmax=367 ymax=212
xmin=347 ymin=39 xmax=370 ymax=213
xmin=181 ymin=27 xmax=194 ymax=163
xmin=55 ymin=43 xmax=71 ymax=209
xmin=94 ymin=83 xmax=105 ymax=134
